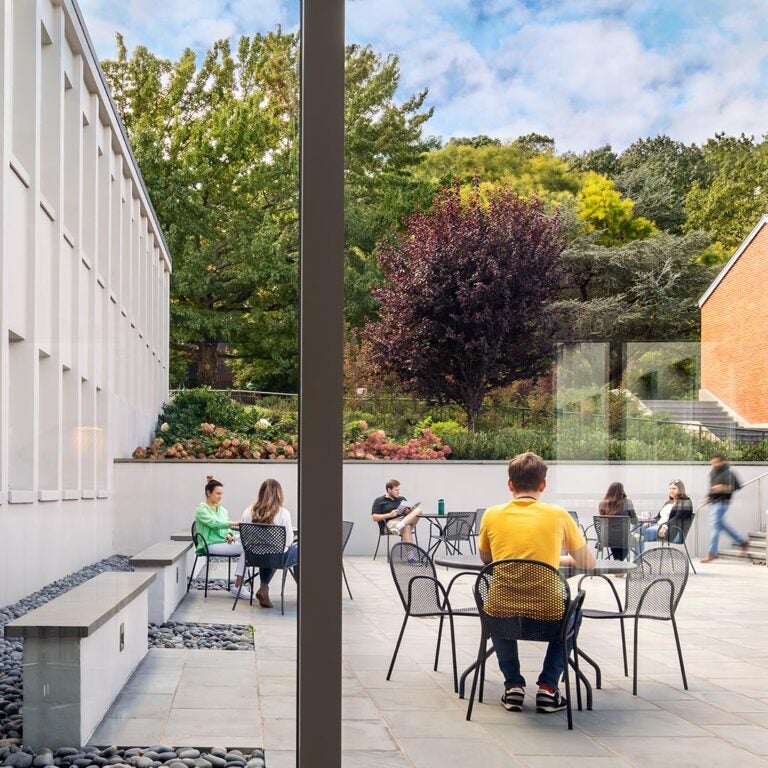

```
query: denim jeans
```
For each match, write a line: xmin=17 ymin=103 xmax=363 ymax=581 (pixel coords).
xmin=708 ymin=499 xmax=744 ymax=556
xmin=259 ymin=543 xmax=298 ymax=586
xmin=491 ymin=611 xmax=581 ymax=690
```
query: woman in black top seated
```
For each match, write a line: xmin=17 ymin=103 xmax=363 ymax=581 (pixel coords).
xmin=598 ymin=482 xmax=638 ymax=561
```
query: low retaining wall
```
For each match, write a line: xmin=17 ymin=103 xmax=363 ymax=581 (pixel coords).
xmin=113 ymin=460 xmax=767 ymax=559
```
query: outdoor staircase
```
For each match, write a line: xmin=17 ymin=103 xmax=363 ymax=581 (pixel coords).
xmin=641 ymin=400 xmax=768 ymax=443
xmin=718 ymin=530 xmax=766 ymax=565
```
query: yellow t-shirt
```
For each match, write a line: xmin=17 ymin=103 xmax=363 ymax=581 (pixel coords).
xmin=478 ymin=498 xmax=585 ymax=567
xmin=477 ymin=499 xmax=586 ymax=620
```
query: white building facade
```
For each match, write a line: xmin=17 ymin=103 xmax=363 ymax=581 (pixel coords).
xmin=0 ymin=0 xmax=170 ymax=606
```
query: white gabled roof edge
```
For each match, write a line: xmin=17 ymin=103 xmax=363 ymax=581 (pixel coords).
xmin=699 ymin=214 xmax=768 ymax=308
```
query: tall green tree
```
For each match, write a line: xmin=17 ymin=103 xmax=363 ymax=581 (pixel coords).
xmin=615 ymin=135 xmax=707 ymax=233
xmin=103 ymin=34 xmax=433 ymax=389
xmin=684 ymin=133 xmax=768 ymax=253
xmin=557 ymin=231 xmax=716 ymax=343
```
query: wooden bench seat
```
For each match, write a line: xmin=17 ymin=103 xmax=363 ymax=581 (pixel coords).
xmin=4 ymin=571 xmax=155 ymax=749
xmin=129 ymin=540 xmax=193 ymax=624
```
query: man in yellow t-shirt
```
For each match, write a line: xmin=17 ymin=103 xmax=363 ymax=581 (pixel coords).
xmin=478 ymin=452 xmax=595 ymax=714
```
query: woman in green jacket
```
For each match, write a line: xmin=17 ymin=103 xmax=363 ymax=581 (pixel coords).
xmin=195 ymin=475 xmax=249 ymax=599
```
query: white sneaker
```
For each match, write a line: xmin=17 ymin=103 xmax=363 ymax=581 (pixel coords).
xmin=231 ymin=584 xmax=252 ymax=600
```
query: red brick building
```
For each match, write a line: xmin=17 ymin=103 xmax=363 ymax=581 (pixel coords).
xmin=699 ymin=215 xmax=768 ymax=426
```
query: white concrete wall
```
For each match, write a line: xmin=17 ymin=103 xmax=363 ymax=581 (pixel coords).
xmin=0 ymin=0 xmax=170 ymax=606
xmin=113 ymin=460 xmax=768 ymax=560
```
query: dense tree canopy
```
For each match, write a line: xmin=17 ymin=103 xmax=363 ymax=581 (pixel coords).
xmin=101 ymin=23 xmax=766 ymax=398
xmin=103 ymin=33 xmax=433 ymax=389
xmin=685 ymin=133 xmax=768 ymax=252
xmin=363 ymin=185 xmax=564 ymax=429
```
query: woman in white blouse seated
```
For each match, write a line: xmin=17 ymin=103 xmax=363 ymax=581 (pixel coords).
xmin=241 ymin=478 xmax=297 ymax=608
xmin=640 ymin=479 xmax=694 ymax=547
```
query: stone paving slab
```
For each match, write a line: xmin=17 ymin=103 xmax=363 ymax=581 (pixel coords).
xmin=90 ymin=556 xmax=768 ymax=768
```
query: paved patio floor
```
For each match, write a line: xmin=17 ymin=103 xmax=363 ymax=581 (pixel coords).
xmin=92 ymin=555 xmax=768 ymax=767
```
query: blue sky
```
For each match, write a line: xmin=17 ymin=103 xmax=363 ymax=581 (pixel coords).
xmin=79 ymin=0 xmax=768 ymax=152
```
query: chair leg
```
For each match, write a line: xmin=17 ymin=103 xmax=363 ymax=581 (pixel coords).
xmin=562 ymin=646 xmax=573 ymax=730
xmin=572 ymin=639 xmax=583 ymax=712
xmin=435 ymin=615 xmax=444 ymax=672
xmin=632 ymin=616 xmax=640 ymax=695
xmin=576 ymin=648 xmax=601 ymax=690
xmin=448 ymin=613 xmax=458 ymax=694
xmin=619 ymin=617 xmax=628 ymax=677
xmin=227 ymin=557 xmax=232 ymax=590
xmin=373 ymin=534 xmax=381 ymax=561
xmin=186 ymin=555 xmax=199 ymax=593
xmin=204 ymin=557 xmax=210 ymax=599
xmin=231 ymin=577 xmax=244 ymax=611
xmin=478 ymin=641 xmax=487 ymax=703
xmin=387 ymin=614 xmax=410 ymax=681
xmin=684 ymin=541 xmax=697 ymax=574
xmin=281 ymin=568 xmax=288 ymax=616
xmin=342 ymin=563 xmax=353 ymax=599
xmin=671 ymin=614 xmax=688 ymax=690
xmin=466 ymin=632 xmax=487 ymax=721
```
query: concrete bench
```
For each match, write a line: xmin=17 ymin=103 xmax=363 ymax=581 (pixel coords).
xmin=4 ymin=571 xmax=155 ymax=750
xmin=129 ymin=540 xmax=193 ymax=624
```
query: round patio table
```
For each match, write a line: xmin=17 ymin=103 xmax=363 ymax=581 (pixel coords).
xmin=434 ymin=552 xmax=637 ymax=577
xmin=433 ymin=553 xmax=636 ymax=700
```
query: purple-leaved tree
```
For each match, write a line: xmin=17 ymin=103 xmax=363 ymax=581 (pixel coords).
xmin=363 ymin=184 xmax=564 ymax=430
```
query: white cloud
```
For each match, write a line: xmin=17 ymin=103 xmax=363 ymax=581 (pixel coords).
xmin=78 ymin=0 xmax=768 ymax=151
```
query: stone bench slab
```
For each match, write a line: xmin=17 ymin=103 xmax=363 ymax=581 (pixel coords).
xmin=130 ymin=540 xmax=192 ymax=567
xmin=4 ymin=571 xmax=154 ymax=749
xmin=4 ymin=571 xmax=156 ymax=639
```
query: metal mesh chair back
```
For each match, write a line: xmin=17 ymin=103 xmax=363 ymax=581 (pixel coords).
xmin=473 ymin=559 xmax=570 ymax=642
xmin=567 ymin=510 xmax=581 ymax=527
xmin=593 ymin=515 xmax=631 ymax=553
xmin=667 ymin=514 xmax=694 ymax=543
xmin=239 ymin=522 xmax=286 ymax=570
xmin=389 ymin=542 xmax=442 ymax=616
xmin=624 ymin=547 xmax=688 ymax=619
xmin=474 ymin=508 xmax=486 ymax=533
xmin=191 ymin=521 xmax=209 ymax=554
xmin=444 ymin=511 xmax=475 ymax=542
xmin=342 ymin=520 xmax=354 ymax=552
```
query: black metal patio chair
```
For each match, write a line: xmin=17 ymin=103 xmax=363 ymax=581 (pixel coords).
xmin=578 ymin=547 xmax=689 ymax=695
xmin=387 ymin=542 xmax=478 ymax=692
xmin=592 ymin=515 xmax=632 ymax=561
xmin=428 ymin=511 xmax=476 ymax=556
xmin=187 ymin=521 xmax=240 ymax=598
xmin=660 ymin=514 xmax=697 ymax=574
xmin=342 ymin=520 xmax=354 ymax=599
xmin=234 ymin=522 xmax=295 ymax=615
xmin=465 ymin=559 xmax=586 ymax=730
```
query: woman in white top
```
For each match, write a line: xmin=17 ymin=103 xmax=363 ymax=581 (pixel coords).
xmin=241 ymin=478 xmax=297 ymax=608
xmin=641 ymin=479 xmax=694 ymax=545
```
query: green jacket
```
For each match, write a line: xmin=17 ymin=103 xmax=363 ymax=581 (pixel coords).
xmin=194 ymin=501 xmax=232 ymax=553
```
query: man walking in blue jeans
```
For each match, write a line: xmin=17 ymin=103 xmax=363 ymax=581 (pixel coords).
xmin=701 ymin=452 xmax=748 ymax=563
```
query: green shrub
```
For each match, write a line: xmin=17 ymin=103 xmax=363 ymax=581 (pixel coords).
xmin=157 ymin=388 xmax=251 ymax=444
xmin=446 ymin=427 xmax=552 ymax=461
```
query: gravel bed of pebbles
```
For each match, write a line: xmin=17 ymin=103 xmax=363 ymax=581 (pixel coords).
xmin=188 ymin=579 xmax=228 ymax=592
xmin=1 ymin=559 xmax=264 ymax=764
xmin=0 ymin=745 xmax=266 ymax=768
xmin=147 ymin=623 xmax=252 ymax=651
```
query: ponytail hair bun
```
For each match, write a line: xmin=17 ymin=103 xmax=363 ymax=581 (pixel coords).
xmin=204 ymin=476 xmax=223 ymax=495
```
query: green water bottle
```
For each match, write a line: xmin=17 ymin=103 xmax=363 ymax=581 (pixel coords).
xmin=438 ymin=498 xmax=445 ymax=515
